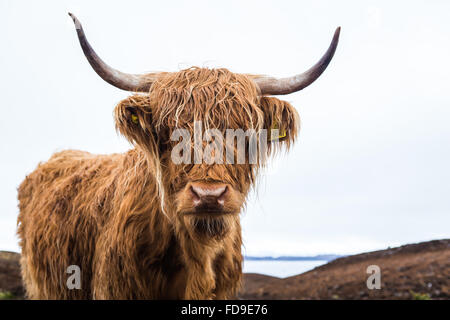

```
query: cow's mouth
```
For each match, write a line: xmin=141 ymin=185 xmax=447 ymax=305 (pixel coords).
xmin=184 ymin=207 xmax=234 ymax=216
xmin=189 ymin=215 xmax=230 ymax=239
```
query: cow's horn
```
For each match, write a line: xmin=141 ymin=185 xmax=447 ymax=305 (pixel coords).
xmin=254 ymin=27 xmax=340 ymax=95
xmin=68 ymin=13 xmax=155 ymax=92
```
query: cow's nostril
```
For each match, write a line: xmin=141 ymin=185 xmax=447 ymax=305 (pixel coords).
xmin=190 ymin=186 xmax=201 ymax=203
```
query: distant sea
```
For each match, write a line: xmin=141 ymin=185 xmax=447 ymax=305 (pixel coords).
xmin=243 ymin=260 xmax=327 ymax=278
xmin=243 ymin=255 xmax=340 ymax=278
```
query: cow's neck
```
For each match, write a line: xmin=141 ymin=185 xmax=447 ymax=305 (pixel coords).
xmin=171 ymin=214 xmax=243 ymax=299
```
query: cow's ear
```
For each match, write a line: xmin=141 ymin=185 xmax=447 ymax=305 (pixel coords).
xmin=114 ymin=95 xmax=154 ymax=145
xmin=260 ymin=97 xmax=300 ymax=150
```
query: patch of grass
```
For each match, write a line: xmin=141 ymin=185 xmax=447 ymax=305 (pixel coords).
xmin=409 ymin=290 xmax=431 ymax=300
xmin=0 ymin=291 xmax=15 ymax=300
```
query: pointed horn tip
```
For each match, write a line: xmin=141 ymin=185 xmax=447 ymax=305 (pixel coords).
xmin=334 ymin=27 xmax=341 ymax=38
xmin=328 ymin=27 xmax=341 ymax=52
xmin=68 ymin=12 xmax=81 ymax=30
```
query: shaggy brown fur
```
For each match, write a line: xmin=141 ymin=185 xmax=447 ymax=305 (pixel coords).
xmin=17 ymin=67 xmax=299 ymax=299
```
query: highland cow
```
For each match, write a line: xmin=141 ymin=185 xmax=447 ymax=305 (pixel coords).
xmin=16 ymin=13 xmax=340 ymax=299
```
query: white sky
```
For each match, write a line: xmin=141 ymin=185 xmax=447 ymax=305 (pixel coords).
xmin=1 ymin=0 xmax=449 ymax=256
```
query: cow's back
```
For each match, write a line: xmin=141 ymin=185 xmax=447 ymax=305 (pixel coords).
xmin=17 ymin=149 xmax=123 ymax=299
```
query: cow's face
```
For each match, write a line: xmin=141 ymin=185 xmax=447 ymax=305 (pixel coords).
xmin=69 ymin=13 xmax=338 ymax=242
xmin=115 ymin=68 xmax=299 ymax=242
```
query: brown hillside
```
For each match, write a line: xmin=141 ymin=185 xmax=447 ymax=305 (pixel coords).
xmin=0 ymin=251 xmax=23 ymax=299
xmin=239 ymin=239 xmax=449 ymax=299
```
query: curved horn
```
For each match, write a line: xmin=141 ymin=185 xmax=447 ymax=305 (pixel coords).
xmin=68 ymin=13 xmax=155 ymax=92
xmin=254 ymin=27 xmax=341 ymax=95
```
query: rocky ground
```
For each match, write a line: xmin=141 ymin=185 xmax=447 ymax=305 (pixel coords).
xmin=0 ymin=251 xmax=24 ymax=299
xmin=1 ymin=239 xmax=448 ymax=300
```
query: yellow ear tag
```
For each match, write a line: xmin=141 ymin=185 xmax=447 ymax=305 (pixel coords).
xmin=270 ymin=121 xmax=286 ymax=141
xmin=131 ymin=114 xmax=139 ymax=124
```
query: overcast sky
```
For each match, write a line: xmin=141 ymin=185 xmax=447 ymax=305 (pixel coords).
xmin=1 ymin=0 xmax=449 ymax=256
